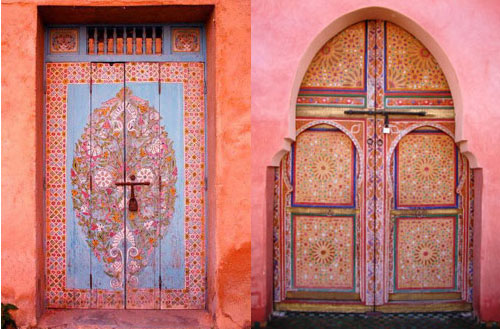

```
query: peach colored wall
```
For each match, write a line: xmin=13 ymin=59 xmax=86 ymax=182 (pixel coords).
xmin=2 ymin=3 xmax=42 ymax=327
xmin=251 ymin=0 xmax=500 ymax=322
xmin=1 ymin=1 xmax=250 ymax=328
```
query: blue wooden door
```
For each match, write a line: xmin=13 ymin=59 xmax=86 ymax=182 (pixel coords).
xmin=45 ymin=62 xmax=206 ymax=309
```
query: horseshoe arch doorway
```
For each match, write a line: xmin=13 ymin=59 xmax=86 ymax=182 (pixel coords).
xmin=273 ymin=20 xmax=474 ymax=313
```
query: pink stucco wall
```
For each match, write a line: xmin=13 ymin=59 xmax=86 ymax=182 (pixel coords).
xmin=2 ymin=1 xmax=250 ymax=328
xmin=251 ymin=0 xmax=500 ymax=322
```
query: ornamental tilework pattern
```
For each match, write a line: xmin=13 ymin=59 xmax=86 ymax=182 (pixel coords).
xmin=396 ymin=132 xmax=456 ymax=208
xmin=171 ymin=28 xmax=201 ymax=53
xmin=395 ymin=217 xmax=456 ymax=290
xmin=293 ymin=130 xmax=355 ymax=206
xmin=293 ymin=215 xmax=355 ymax=290
xmin=45 ymin=62 xmax=206 ymax=309
xmin=385 ymin=22 xmax=449 ymax=92
xmin=50 ymin=28 xmax=79 ymax=53
xmin=300 ymin=22 xmax=366 ymax=90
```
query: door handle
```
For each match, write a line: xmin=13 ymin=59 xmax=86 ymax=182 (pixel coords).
xmin=115 ymin=175 xmax=150 ymax=212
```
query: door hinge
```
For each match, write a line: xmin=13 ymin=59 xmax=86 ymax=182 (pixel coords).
xmin=204 ymin=177 xmax=208 ymax=191
xmin=43 ymin=176 xmax=46 ymax=191
xmin=90 ymin=274 xmax=93 ymax=290
xmin=204 ymin=81 xmax=207 ymax=95
xmin=159 ymin=275 xmax=162 ymax=290
xmin=159 ymin=175 xmax=162 ymax=192
xmin=90 ymin=175 xmax=93 ymax=191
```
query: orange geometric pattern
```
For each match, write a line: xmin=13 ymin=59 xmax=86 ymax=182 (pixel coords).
xmin=395 ymin=217 xmax=456 ymax=290
xmin=301 ymin=22 xmax=366 ymax=90
xmin=396 ymin=132 xmax=456 ymax=207
xmin=385 ymin=22 xmax=449 ymax=92
xmin=294 ymin=130 xmax=355 ymax=206
xmin=294 ymin=215 xmax=355 ymax=290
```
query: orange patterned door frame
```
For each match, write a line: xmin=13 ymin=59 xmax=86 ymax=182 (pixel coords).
xmin=273 ymin=21 xmax=474 ymax=312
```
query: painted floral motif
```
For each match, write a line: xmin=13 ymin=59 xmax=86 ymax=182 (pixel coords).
xmin=300 ymin=22 xmax=366 ymax=89
xmin=294 ymin=215 xmax=354 ymax=289
xmin=50 ymin=29 xmax=78 ymax=53
xmin=172 ymin=28 xmax=200 ymax=52
xmin=396 ymin=132 xmax=456 ymax=207
xmin=294 ymin=130 xmax=354 ymax=206
xmin=386 ymin=22 xmax=449 ymax=91
xmin=396 ymin=217 xmax=456 ymax=290
xmin=71 ymin=87 xmax=177 ymax=288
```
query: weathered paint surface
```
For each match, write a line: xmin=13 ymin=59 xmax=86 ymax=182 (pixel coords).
xmin=1 ymin=1 xmax=250 ymax=328
xmin=252 ymin=0 xmax=500 ymax=323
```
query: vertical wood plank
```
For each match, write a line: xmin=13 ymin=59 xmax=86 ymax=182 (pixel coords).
xmin=45 ymin=63 xmax=92 ymax=308
xmin=90 ymin=62 xmax=126 ymax=309
xmin=124 ymin=62 xmax=161 ymax=309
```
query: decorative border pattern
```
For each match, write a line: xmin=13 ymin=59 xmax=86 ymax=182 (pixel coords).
xmin=46 ymin=63 xmax=91 ymax=308
xmin=160 ymin=62 xmax=205 ymax=309
xmin=385 ymin=97 xmax=454 ymax=109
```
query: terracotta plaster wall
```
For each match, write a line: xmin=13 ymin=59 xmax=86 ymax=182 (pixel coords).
xmin=251 ymin=0 xmax=500 ymax=322
xmin=1 ymin=3 xmax=43 ymax=327
xmin=1 ymin=1 xmax=250 ymax=328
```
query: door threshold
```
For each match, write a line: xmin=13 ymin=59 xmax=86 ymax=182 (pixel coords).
xmin=38 ymin=309 xmax=213 ymax=329
xmin=275 ymin=300 xmax=471 ymax=313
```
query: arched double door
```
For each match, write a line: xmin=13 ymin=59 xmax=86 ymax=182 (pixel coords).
xmin=273 ymin=21 xmax=474 ymax=312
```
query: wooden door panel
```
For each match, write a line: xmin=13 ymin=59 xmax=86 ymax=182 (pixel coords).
xmin=293 ymin=129 xmax=356 ymax=207
xmin=394 ymin=132 xmax=457 ymax=208
xmin=46 ymin=63 xmax=92 ymax=308
xmin=45 ymin=62 xmax=206 ymax=309
xmin=394 ymin=216 xmax=457 ymax=291
xmin=88 ymin=63 xmax=126 ymax=308
xmin=159 ymin=62 xmax=206 ymax=309
xmin=292 ymin=214 xmax=356 ymax=291
xmin=124 ymin=62 xmax=162 ymax=309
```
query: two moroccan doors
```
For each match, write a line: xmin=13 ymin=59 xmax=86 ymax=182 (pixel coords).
xmin=45 ymin=62 xmax=206 ymax=309
xmin=274 ymin=21 xmax=474 ymax=312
